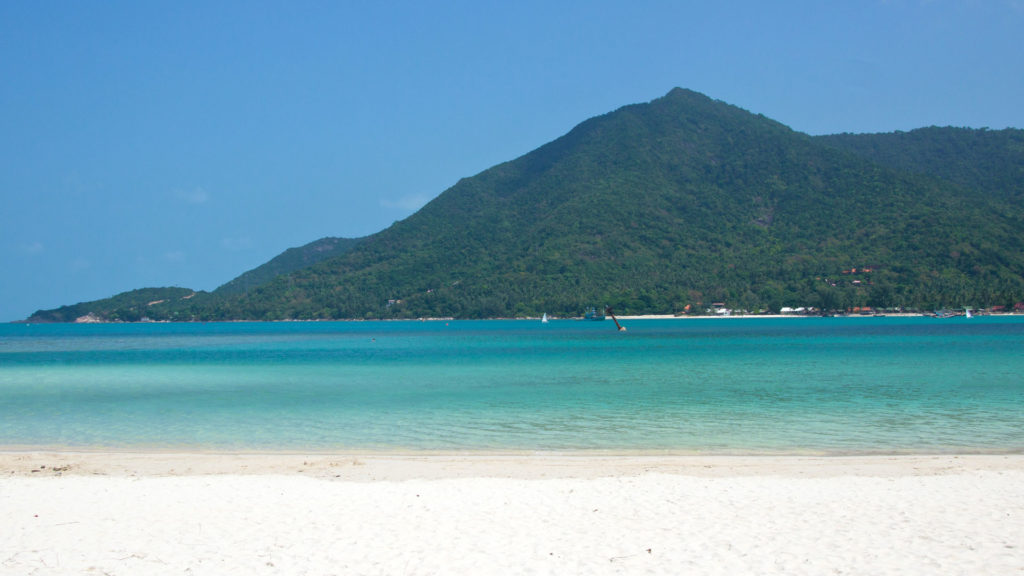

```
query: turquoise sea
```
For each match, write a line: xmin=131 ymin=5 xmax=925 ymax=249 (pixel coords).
xmin=1 ymin=317 xmax=1022 ymax=454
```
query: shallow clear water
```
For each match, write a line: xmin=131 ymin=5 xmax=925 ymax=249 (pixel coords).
xmin=1 ymin=317 xmax=1022 ymax=453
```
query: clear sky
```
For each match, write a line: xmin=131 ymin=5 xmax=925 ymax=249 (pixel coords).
xmin=2 ymin=1 xmax=1022 ymax=321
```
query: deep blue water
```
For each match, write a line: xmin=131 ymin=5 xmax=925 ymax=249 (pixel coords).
xmin=1 ymin=317 xmax=1022 ymax=453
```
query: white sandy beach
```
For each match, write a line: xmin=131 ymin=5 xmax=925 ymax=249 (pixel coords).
xmin=2 ymin=453 xmax=1021 ymax=575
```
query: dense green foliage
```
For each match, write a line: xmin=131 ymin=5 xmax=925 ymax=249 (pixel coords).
xmin=25 ymin=89 xmax=1024 ymax=322
xmin=816 ymin=127 xmax=1024 ymax=202
xmin=26 ymin=287 xmax=200 ymax=323
xmin=215 ymin=236 xmax=365 ymax=295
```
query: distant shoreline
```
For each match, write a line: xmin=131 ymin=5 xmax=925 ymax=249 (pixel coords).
xmin=14 ymin=311 xmax=1024 ymax=324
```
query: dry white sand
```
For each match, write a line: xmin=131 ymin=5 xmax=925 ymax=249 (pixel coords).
xmin=2 ymin=453 xmax=1021 ymax=575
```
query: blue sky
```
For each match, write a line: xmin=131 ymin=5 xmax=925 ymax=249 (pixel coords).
xmin=2 ymin=1 xmax=1022 ymax=321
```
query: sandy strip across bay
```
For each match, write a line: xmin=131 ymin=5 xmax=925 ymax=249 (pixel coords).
xmin=2 ymin=452 xmax=1021 ymax=575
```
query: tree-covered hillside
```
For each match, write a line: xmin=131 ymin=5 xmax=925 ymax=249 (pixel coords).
xmin=816 ymin=127 xmax=1024 ymax=202
xmin=26 ymin=287 xmax=199 ymax=323
xmin=215 ymin=236 xmax=365 ymax=295
xmin=25 ymin=89 xmax=1024 ymax=322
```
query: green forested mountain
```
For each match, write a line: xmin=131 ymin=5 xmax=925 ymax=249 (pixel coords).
xmin=25 ymin=89 xmax=1024 ymax=322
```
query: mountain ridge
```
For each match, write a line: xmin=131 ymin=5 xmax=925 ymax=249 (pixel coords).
xmin=215 ymin=236 xmax=366 ymax=296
